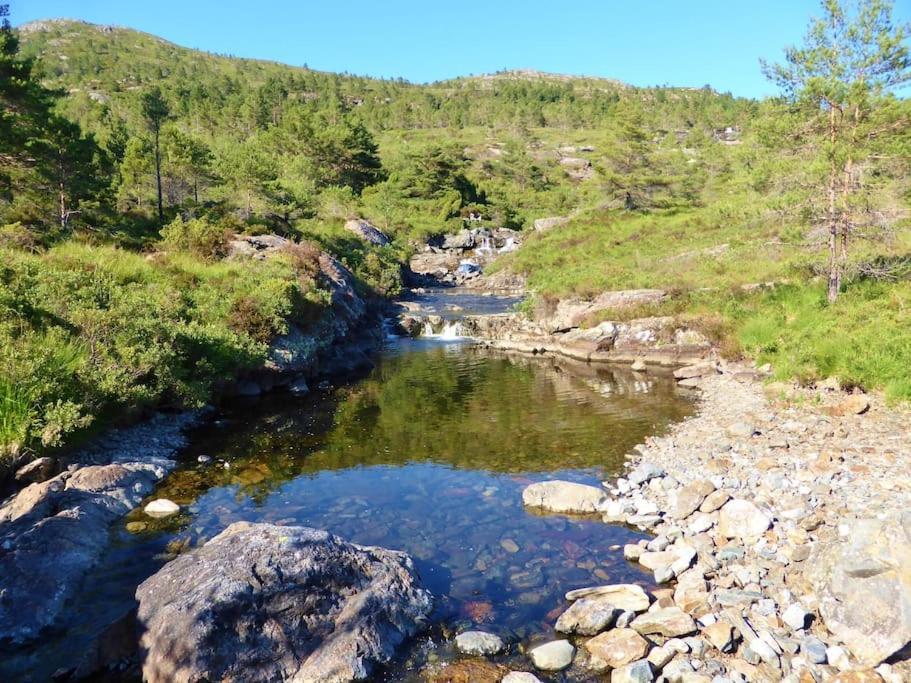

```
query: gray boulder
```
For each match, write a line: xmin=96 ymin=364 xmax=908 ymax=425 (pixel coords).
xmin=344 ymin=219 xmax=390 ymax=246
xmin=806 ymin=512 xmax=911 ymax=666
xmin=136 ymin=522 xmax=432 ymax=683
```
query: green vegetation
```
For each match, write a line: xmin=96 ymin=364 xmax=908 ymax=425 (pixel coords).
xmin=0 ymin=0 xmax=910 ymax=466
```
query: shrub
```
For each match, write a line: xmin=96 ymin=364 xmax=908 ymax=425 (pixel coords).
xmin=160 ymin=216 xmax=231 ymax=259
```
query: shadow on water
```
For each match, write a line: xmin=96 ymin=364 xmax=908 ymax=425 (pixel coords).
xmin=3 ymin=339 xmax=696 ymax=682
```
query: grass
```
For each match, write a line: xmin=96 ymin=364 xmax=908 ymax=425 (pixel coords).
xmin=497 ymin=201 xmax=911 ymax=401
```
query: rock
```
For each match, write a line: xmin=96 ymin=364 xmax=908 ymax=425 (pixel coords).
xmin=344 ymin=218 xmax=390 ymax=246
xmin=546 ymin=290 xmax=668 ymax=333
xmin=14 ymin=457 xmax=56 ymax=484
xmin=555 ymin=597 xmax=620 ymax=635
xmin=528 ymin=640 xmax=574 ymax=671
xmin=500 ymin=538 xmax=520 ymax=553
xmin=826 ymin=394 xmax=871 ymax=417
xmin=427 ymin=659 xmax=507 ymax=683
xmin=631 ymin=607 xmax=697 ymax=637
xmin=135 ymin=523 xmax=431 ymax=683
xmin=628 ymin=463 xmax=666 ymax=486
xmin=673 ymin=363 xmax=717 ymax=380
xmin=585 ymin=628 xmax=649 ymax=668
xmin=441 ymin=229 xmax=475 ymax=250
xmin=717 ymin=499 xmax=771 ymax=539
xmin=533 ymin=216 xmax=570 ymax=232
xmin=801 ymin=635 xmax=828 ymax=664
xmin=455 ymin=630 xmax=505 ymax=656
xmin=631 ymin=359 xmax=647 ymax=372
xmin=827 ymin=645 xmax=851 ymax=671
xmin=703 ymin=622 xmax=735 ymax=653
xmin=806 ymin=512 xmax=911 ymax=667
xmin=830 ymin=672 xmax=887 ymax=683
xmin=502 ymin=673 xmax=543 ymax=683
xmin=522 ymin=480 xmax=607 ymax=514
xmin=565 ymin=584 xmax=651 ymax=612
xmin=611 ymin=659 xmax=655 ymax=682
xmin=725 ymin=422 xmax=757 ymax=438
xmin=782 ymin=603 xmax=810 ymax=631
xmin=672 ymin=480 xmax=715 ymax=519
xmin=289 ymin=377 xmax=310 ymax=394
xmin=143 ymin=498 xmax=180 ymax=517
xmin=699 ymin=490 xmax=730 ymax=514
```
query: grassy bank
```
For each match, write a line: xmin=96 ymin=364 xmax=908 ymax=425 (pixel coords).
xmin=497 ymin=207 xmax=911 ymax=400
xmin=0 ymin=238 xmax=335 ymax=467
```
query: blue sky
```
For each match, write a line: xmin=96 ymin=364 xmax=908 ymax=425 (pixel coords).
xmin=12 ymin=0 xmax=911 ymax=98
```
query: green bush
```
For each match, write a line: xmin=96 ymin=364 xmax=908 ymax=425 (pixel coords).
xmin=160 ymin=216 xmax=231 ymax=259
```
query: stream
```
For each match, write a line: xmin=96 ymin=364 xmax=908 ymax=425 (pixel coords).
xmin=6 ymin=290 xmax=696 ymax=682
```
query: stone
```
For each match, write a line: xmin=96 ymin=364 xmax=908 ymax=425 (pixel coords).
xmin=829 ymin=672 xmax=887 ymax=683
xmin=703 ymin=622 xmax=735 ymax=653
xmin=674 ymin=363 xmax=718 ymax=380
xmin=565 ymin=584 xmax=651 ymax=612
xmin=14 ymin=457 xmax=55 ymax=484
xmin=647 ymin=644 xmax=675 ymax=669
xmin=632 ymin=359 xmax=647 ymax=372
xmin=427 ymin=660 xmax=507 ymax=683
xmin=631 ymin=607 xmax=698 ymax=637
xmin=502 ymin=673 xmax=543 ymax=683
xmin=827 ymin=645 xmax=851 ymax=671
xmin=455 ymin=630 xmax=505 ymax=655
xmin=699 ymin=490 xmax=731 ymax=514
xmin=625 ymin=544 xmax=645 ymax=560
xmin=135 ymin=523 xmax=432 ymax=683
xmin=726 ymin=422 xmax=757 ymax=438
xmin=344 ymin=218 xmax=390 ymax=246
xmin=143 ymin=498 xmax=180 ymax=517
xmin=528 ymin=640 xmax=575 ymax=671
xmin=611 ymin=659 xmax=654 ymax=683
xmin=717 ymin=499 xmax=771 ymax=539
xmin=555 ymin=597 xmax=620 ymax=635
xmin=782 ymin=603 xmax=810 ymax=631
xmin=628 ymin=463 xmax=666 ymax=486
xmin=801 ymin=635 xmax=828 ymax=664
xmin=806 ymin=512 xmax=911 ymax=667
xmin=826 ymin=394 xmax=870 ymax=417
xmin=522 ymin=480 xmax=607 ymax=514
xmin=533 ymin=215 xmax=571 ymax=232
xmin=585 ymin=628 xmax=649 ymax=668
xmin=672 ymin=480 xmax=715 ymax=519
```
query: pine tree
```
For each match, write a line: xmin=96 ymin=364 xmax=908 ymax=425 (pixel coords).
xmin=762 ymin=0 xmax=911 ymax=302
xmin=140 ymin=87 xmax=171 ymax=223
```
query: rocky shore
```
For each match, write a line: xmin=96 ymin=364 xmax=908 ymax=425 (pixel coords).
xmin=474 ymin=361 xmax=911 ymax=683
xmin=0 ymin=238 xmax=385 ymax=664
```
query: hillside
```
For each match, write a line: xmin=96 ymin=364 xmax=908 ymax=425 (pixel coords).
xmin=1 ymin=12 xmax=910 ymax=467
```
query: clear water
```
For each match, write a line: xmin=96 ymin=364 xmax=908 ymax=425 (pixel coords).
xmin=4 ymin=337 xmax=695 ymax=682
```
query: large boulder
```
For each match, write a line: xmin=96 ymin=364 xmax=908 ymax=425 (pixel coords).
xmin=806 ymin=513 xmax=911 ymax=667
xmin=344 ymin=219 xmax=390 ymax=246
xmin=545 ymin=290 xmax=667 ymax=333
xmin=0 ymin=461 xmax=163 ymax=644
xmin=136 ymin=522 xmax=432 ymax=683
xmin=522 ymin=480 xmax=607 ymax=514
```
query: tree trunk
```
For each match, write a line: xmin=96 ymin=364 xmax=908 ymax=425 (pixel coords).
xmin=153 ymin=128 xmax=164 ymax=224
xmin=826 ymin=106 xmax=840 ymax=304
xmin=59 ymin=182 xmax=67 ymax=229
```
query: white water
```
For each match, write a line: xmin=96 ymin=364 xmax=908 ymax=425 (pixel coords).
xmin=421 ymin=319 xmax=465 ymax=339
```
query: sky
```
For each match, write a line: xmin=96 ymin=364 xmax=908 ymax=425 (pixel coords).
xmin=11 ymin=0 xmax=911 ymax=98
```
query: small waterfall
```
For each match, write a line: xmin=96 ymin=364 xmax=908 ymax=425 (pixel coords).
xmin=476 ymin=237 xmax=493 ymax=254
xmin=419 ymin=319 xmax=465 ymax=339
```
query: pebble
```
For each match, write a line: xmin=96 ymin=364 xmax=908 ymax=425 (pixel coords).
xmin=454 ymin=630 xmax=505 ymax=656
xmin=144 ymin=498 xmax=180 ymax=517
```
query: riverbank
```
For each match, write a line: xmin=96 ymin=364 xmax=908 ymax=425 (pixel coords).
xmin=485 ymin=360 xmax=911 ymax=682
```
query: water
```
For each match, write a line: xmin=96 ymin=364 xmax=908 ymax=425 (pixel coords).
xmin=4 ymin=332 xmax=695 ymax=682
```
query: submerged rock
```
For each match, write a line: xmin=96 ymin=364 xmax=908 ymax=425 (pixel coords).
xmin=528 ymin=639 xmax=575 ymax=671
xmin=136 ymin=522 xmax=432 ymax=683
xmin=522 ymin=480 xmax=607 ymax=514
xmin=143 ymin=498 xmax=179 ymax=517
xmin=455 ymin=630 xmax=505 ymax=656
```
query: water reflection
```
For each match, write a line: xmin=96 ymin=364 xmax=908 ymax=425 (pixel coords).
xmin=6 ymin=342 xmax=695 ymax=681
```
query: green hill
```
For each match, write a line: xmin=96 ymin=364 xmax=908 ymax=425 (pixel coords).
xmin=1 ymin=9 xmax=910 ymax=465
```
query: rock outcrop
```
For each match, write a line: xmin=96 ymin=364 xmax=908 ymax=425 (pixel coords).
xmin=344 ymin=218 xmax=390 ymax=246
xmin=136 ymin=522 xmax=432 ymax=683
xmin=0 ymin=414 xmax=197 ymax=644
